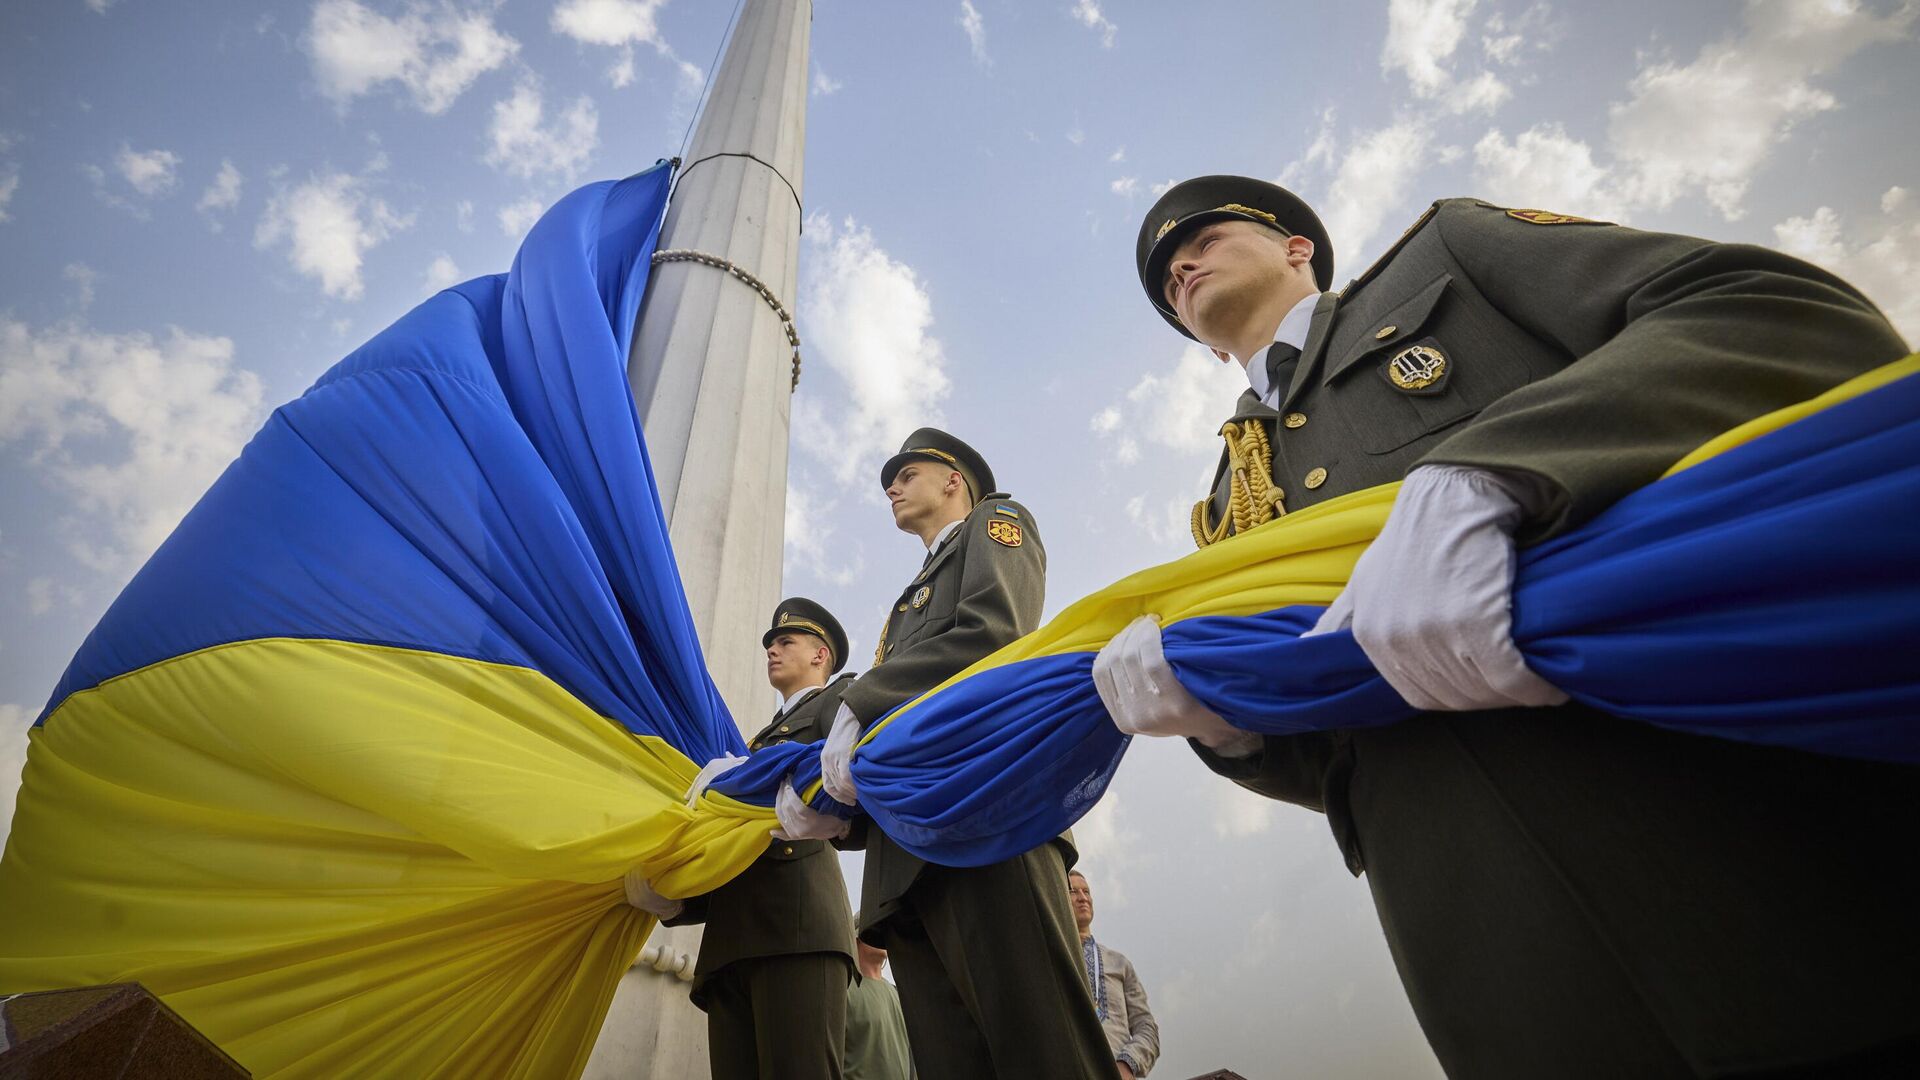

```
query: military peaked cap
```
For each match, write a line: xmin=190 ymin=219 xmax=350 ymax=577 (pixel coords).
xmin=880 ymin=427 xmax=995 ymax=505
xmin=763 ymin=597 xmax=850 ymax=674
xmin=1136 ymin=175 xmax=1335 ymax=340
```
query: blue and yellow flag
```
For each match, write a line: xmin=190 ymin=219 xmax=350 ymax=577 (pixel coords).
xmin=1 ymin=164 xmax=782 ymax=1078
xmin=715 ymin=355 xmax=1920 ymax=868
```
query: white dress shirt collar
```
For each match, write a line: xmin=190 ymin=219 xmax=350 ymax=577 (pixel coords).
xmin=778 ymin=683 xmax=824 ymax=716
xmin=1243 ymin=291 xmax=1323 ymax=405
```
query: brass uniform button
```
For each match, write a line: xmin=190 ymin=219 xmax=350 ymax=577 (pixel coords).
xmin=1282 ymin=412 xmax=1307 ymax=429
xmin=782 ymin=845 xmax=794 ymax=855
xmin=778 ymin=725 xmax=791 ymax=733
xmin=896 ymin=604 xmax=908 ymax=613
xmin=1304 ymin=467 xmax=1328 ymax=490
xmin=1375 ymin=325 xmax=1398 ymax=340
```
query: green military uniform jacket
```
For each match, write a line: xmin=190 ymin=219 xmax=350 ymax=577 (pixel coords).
xmin=1188 ymin=198 xmax=1916 ymax=1074
xmin=836 ymin=493 xmax=1075 ymax=933
xmin=666 ymin=673 xmax=858 ymax=1008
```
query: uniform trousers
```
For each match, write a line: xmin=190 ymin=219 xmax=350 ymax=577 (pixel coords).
xmin=703 ymin=951 xmax=852 ymax=1080
xmin=1351 ymin=703 xmax=1920 ymax=1079
xmin=874 ymin=843 xmax=1112 ymax=1080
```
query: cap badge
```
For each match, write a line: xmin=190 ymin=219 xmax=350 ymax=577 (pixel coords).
xmin=987 ymin=519 xmax=1023 ymax=547
xmin=1155 ymin=217 xmax=1179 ymax=242
xmin=911 ymin=586 xmax=932 ymax=610
xmin=1386 ymin=343 xmax=1449 ymax=393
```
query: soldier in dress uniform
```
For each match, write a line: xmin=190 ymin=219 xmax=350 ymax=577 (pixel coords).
xmin=1094 ymin=175 xmax=1920 ymax=1077
xmin=815 ymin=427 xmax=1112 ymax=1080
xmin=659 ymin=598 xmax=859 ymax=1080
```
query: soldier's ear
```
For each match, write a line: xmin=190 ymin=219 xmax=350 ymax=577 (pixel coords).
xmin=1285 ymin=234 xmax=1315 ymax=268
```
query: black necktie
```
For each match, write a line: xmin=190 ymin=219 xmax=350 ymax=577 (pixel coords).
xmin=1263 ymin=342 xmax=1302 ymax=398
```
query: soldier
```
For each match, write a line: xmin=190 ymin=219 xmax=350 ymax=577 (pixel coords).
xmin=815 ymin=428 xmax=1112 ymax=1080
xmin=653 ymin=598 xmax=860 ymax=1080
xmin=1095 ymin=176 xmax=1920 ymax=1076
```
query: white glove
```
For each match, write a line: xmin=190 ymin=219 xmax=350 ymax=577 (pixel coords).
xmin=621 ymin=868 xmax=683 ymax=920
xmin=1308 ymin=465 xmax=1568 ymax=712
xmin=819 ymin=702 xmax=861 ymax=805
xmin=771 ymin=776 xmax=850 ymax=842
xmin=1093 ymin=615 xmax=1263 ymax=758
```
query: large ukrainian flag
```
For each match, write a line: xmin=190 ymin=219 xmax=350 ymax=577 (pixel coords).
xmin=0 ymin=164 xmax=780 ymax=1078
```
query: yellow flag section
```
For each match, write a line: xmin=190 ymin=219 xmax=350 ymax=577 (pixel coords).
xmin=849 ymin=353 xmax=1920 ymax=757
xmin=0 ymin=638 xmax=776 ymax=1078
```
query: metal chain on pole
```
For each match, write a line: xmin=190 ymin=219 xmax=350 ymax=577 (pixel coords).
xmin=649 ymin=249 xmax=803 ymax=391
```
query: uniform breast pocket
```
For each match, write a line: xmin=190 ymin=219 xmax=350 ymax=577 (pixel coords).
xmin=1327 ymin=273 xmax=1530 ymax=454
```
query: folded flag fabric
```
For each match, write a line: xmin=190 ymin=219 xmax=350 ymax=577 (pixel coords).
xmin=731 ymin=356 xmax=1920 ymax=869
xmin=0 ymin=164 xmax=785 ymax=1079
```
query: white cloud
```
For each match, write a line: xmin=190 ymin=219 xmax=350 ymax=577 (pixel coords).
xmin=115 ymin=144 xmax=180 ymax=196
xmin=1070 ymin=0 xmax=1118 ymax=47
xmin=63 ymin=263 xmax=97 ymax=309
xmin=1112 ymin=345 xmax=1247 ymax=458
xmin=1066 ymin=128 xmax=1086 ymax=146
xmin=1319 ymin=120 xmax=1433 ymax=266
xmin=1472 ymin=123 xmax=1627 ymax=222
xmin=551 ymin=0 xmax=665 ymax=46
xmin=0 ymin=317 xmax=266 ymax=576
xmin=1 ymin=704 xmax=27 ymax=856
xmin=196 ymin=159 xmax=243 ymax=225
xmin=497 ymin=197 xmax=544 ymax=238
xmin=551 ymin=0 xmax=700 ymax=90
xmin=486 ymin=82 xmax=599 ymax=181
xmin=1110 ymin=176 xmax=1138 ymax=198
xmin=255 ymin=170 xmax=413 ymax=300
xmin=0 ymin=169 xmax=17 ymax=223
xmin=1148 ymin=178 xmax=1176 ymax=198
xmin=812 ymin=68 xmax=842 ymax=96
xmin=1109 ymin=146 xmax=1126 ymax=163
xmin=797 ymin=213 xmax=951 ymax=486
xmin=1381 ymin=0 xmax=1509 ymax=112
xmin=308 ymin=0 xmax=518 ymax=115
xmin=456 ymin=199 xmax=475 ymax=232
xmin=422 ymin=252 xmax=461 ymax=294
xmin=26 ymin=577 xmax=83 ymax=616
xmin=959 ymin=1 xmax=990 ymax=66
xmin=1608 ymin=0 xmax=1913 ymax=219
xmin=783 ymin=483 xmax=861 ymax=588
xmin=1212 ymin=781 xmax=1276 ymax=838
xmin=1382 ymin=0 xmax=1477 ymax=96
xmin=1771 ymin=190 xmax=1920 ymax=343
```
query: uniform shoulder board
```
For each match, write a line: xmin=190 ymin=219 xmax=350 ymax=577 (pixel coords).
xmin=1338 ymin=200 xmax=1445 ymax=300
xmin=1501 ymin=206 xmax=1611 ymax=226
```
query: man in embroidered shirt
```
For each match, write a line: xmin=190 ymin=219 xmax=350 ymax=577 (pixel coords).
xmin=1069 ymin=870 xmax=1159 ymax=1079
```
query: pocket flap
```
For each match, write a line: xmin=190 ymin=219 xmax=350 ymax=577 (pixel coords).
xmin=1324 ymin=271 xmax=1453 ymax=385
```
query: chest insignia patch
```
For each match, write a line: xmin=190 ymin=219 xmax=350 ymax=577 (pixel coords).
xmin=911 ymin=585 xmax=932 ymax=609
xmin=1385 ymin=342 xmax=1450 ymax=394
xmin=987 ymin=519 xmax=1023 ymax=547
xmin=1506 ymin=208 xmax=1602 ymax=226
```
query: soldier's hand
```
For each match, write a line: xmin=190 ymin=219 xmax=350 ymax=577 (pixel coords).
xmin=771 ymin=775 xmax=850 ymax=842
xmin=1093 ymin=615 xmax=1262 ymax=758
xmin=819 ymin=703 xmax=862 ymax=805
xmin=1307 ymin=464 xmax=1568 ymax=711
xmin=621 ymin=869 xmax=683 ymax=920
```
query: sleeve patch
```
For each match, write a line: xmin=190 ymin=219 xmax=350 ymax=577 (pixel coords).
xmin=986 ymin=519 xmax=1023 ymax=547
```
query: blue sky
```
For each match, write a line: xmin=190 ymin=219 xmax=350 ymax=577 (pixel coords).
xmin=3 ymin=1 xmax=1916 ymax=1074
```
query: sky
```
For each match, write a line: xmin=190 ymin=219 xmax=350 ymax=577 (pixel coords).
xmin=2 ymin=0 xmax=1917 ymax=1075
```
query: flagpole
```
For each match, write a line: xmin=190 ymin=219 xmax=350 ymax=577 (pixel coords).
xmin=589 ymin=0 xmax=811 ymax=1074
